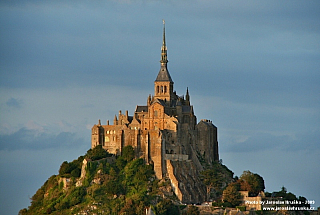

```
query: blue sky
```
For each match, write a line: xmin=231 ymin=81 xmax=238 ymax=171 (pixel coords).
xmin=0 ymin=1 xmax=319 ymax=214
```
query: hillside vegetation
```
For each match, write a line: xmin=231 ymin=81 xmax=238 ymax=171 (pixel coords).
xmin=19 ymin=145 xmax=183 ymax=215
xmin=19 ymin=145 xmax=312 ymax=215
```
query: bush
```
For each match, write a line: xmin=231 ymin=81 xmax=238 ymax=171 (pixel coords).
xmin=86 ymin=145 xmax=110 ymax=161
xmin=236 ymin=206 xmax=246 ymax=211
xmin=70 ymin=168 xmax=81 ymax=178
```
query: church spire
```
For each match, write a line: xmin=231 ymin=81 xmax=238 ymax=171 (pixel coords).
xmin=154 ymin=20 xmax=174 ymax=103
xmin=160 ymin=19 xmax=168 ymax=65
xmin=155 ymin=20 xmax=172 ymax=83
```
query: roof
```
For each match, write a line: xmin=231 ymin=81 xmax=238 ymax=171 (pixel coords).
xmin=155 ymin=66 xmax=173 ymax=82
xmin=135 ymin=106 xmax=148 ymax=113
xmin=151 ymin=98 xmax=167 ymax=106
xmin=197 ymin=119 xmax=217 ymax=128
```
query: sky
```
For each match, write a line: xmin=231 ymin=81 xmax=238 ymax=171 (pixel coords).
xmin=0 ymin=0 xmax=319 ymax=214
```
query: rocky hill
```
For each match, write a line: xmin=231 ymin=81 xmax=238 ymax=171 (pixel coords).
xmin=19 ymin=145 xmax=314 ymax=215
xmin=19 ymin=145 xmax=235 ymax=215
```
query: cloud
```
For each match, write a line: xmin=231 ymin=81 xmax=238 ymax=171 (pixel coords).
xmin=223 ymin=129 xmax=320 ymax=153
xmin=0 ymin=127 xmax=85 ymax=151
xmin=5 ymin=97 xmax=23 ymax=109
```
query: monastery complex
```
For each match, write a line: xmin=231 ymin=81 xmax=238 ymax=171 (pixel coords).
xmin=91 ymin=22 xmax=219 ymax=203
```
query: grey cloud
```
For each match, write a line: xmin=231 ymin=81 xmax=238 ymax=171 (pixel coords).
xmin=6 ymin=97 xmax=23 ymax=109
xmin=222 ymin=129 xmax=320 ymax=153
xmin=0 ymin=127 xmax=86 ymax=151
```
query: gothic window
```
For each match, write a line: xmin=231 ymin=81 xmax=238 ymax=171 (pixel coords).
xmin=157 ymin=86 xmax=159 ymax=94
xmin=105 ymin=136 xmax=110 ymax=142
xmin=161 ymin=86 xmax=163 ymax=93
xmin=154 ymin=110 xmax=158 ymax=117
xmin=164 ymin=86 xmax=167 ymax=93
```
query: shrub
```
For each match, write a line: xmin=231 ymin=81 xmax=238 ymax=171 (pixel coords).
xmin=236 ymin=206 xmax=246 ymax=211
xmin=86 ymin=145 xmax=110 ymax=161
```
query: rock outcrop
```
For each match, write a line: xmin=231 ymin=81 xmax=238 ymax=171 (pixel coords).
xmin=166 ymin=159 xmax=207 ymax=204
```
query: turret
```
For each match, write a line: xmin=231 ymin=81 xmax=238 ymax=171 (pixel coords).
xmin=114 ymin=115 xmax=118 ymax=125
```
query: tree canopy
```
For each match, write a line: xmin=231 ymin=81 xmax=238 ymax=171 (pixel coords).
xmin=239 ymin=170 xmax=265 ymax=196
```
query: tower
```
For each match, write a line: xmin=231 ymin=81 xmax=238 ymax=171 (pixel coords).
xmin=154 ymin=20 xmax=174 ymax=104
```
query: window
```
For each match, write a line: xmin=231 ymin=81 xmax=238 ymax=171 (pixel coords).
xmin=161 ymin=86 xmax=163 ymax=93
xmin=164 ymin=86 xmax=167 ymax=93
xmin=157 ymin=86 xmax=159 ymax=93
xmin=154 ymin=110 xmax=158 ymax=117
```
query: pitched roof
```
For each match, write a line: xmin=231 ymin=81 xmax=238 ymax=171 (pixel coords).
xmin=155 ymin=66 xmax=173 ymax=82
xmin=135 ymin=106 xmax=148 ymax=113
xmin=151 ymin=98 xmax=167 ymax=106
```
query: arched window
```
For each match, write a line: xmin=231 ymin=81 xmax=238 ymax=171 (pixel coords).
xmin=157 ymin=86 xmax=159 ymax=94
xmin=164 ymin=86 xmax=167 ymax=93
xmin=161 ymin=86 xmax=163 ymax=93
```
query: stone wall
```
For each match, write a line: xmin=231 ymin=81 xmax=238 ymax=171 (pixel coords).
xmin=240 ymin=191 xmax=262 ymax=211
xmin=165 ymin=154 xmax=188 ymax=161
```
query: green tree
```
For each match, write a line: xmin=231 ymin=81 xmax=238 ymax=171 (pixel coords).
xmin=239 ymin=170 xmax=265 ymax=196
xmin=200 ymin=161 xmax=234 ymax=200
xmin=59 ymin=161 xmax=73 ymax=175
xmin=122 ymin=145 xmax=135 ymax=162
xmin=86 ymin=145 xmax=110 ymax=161
xmin=223 ymin=183 xmax=242 ymax=207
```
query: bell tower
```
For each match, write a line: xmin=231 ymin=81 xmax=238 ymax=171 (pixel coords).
xmin=154 ymin=20 xmax=174 ymax=104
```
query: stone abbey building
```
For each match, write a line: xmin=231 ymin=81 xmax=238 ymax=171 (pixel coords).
xmin=91 ymin=23 xmax=219 ymax=203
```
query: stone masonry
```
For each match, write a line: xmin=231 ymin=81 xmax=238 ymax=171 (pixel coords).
xmin=91 ymin=22 xmax=219 ymax=203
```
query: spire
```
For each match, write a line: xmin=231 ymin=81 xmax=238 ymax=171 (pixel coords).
xmin=113 ymin=115 xmax=118 ymax=125
xmin=155 ymin=20 xmax=173 ymax=83
xmin=160 ymin=19 xmax=168 ymax=65
xmin=186 ymin=87 xmax=190 ymax=101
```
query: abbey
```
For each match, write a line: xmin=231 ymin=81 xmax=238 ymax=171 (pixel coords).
xmin=91 ymin=22 xmax=219 ymax=203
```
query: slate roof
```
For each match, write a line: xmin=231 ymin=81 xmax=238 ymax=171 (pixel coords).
xmin=155 ymin=66 xmax=173 ymax=82
xmin=152 ymin=98 xmax=167 ymax=106
xmin=135 ymin=106 xmax=148 ymax=113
